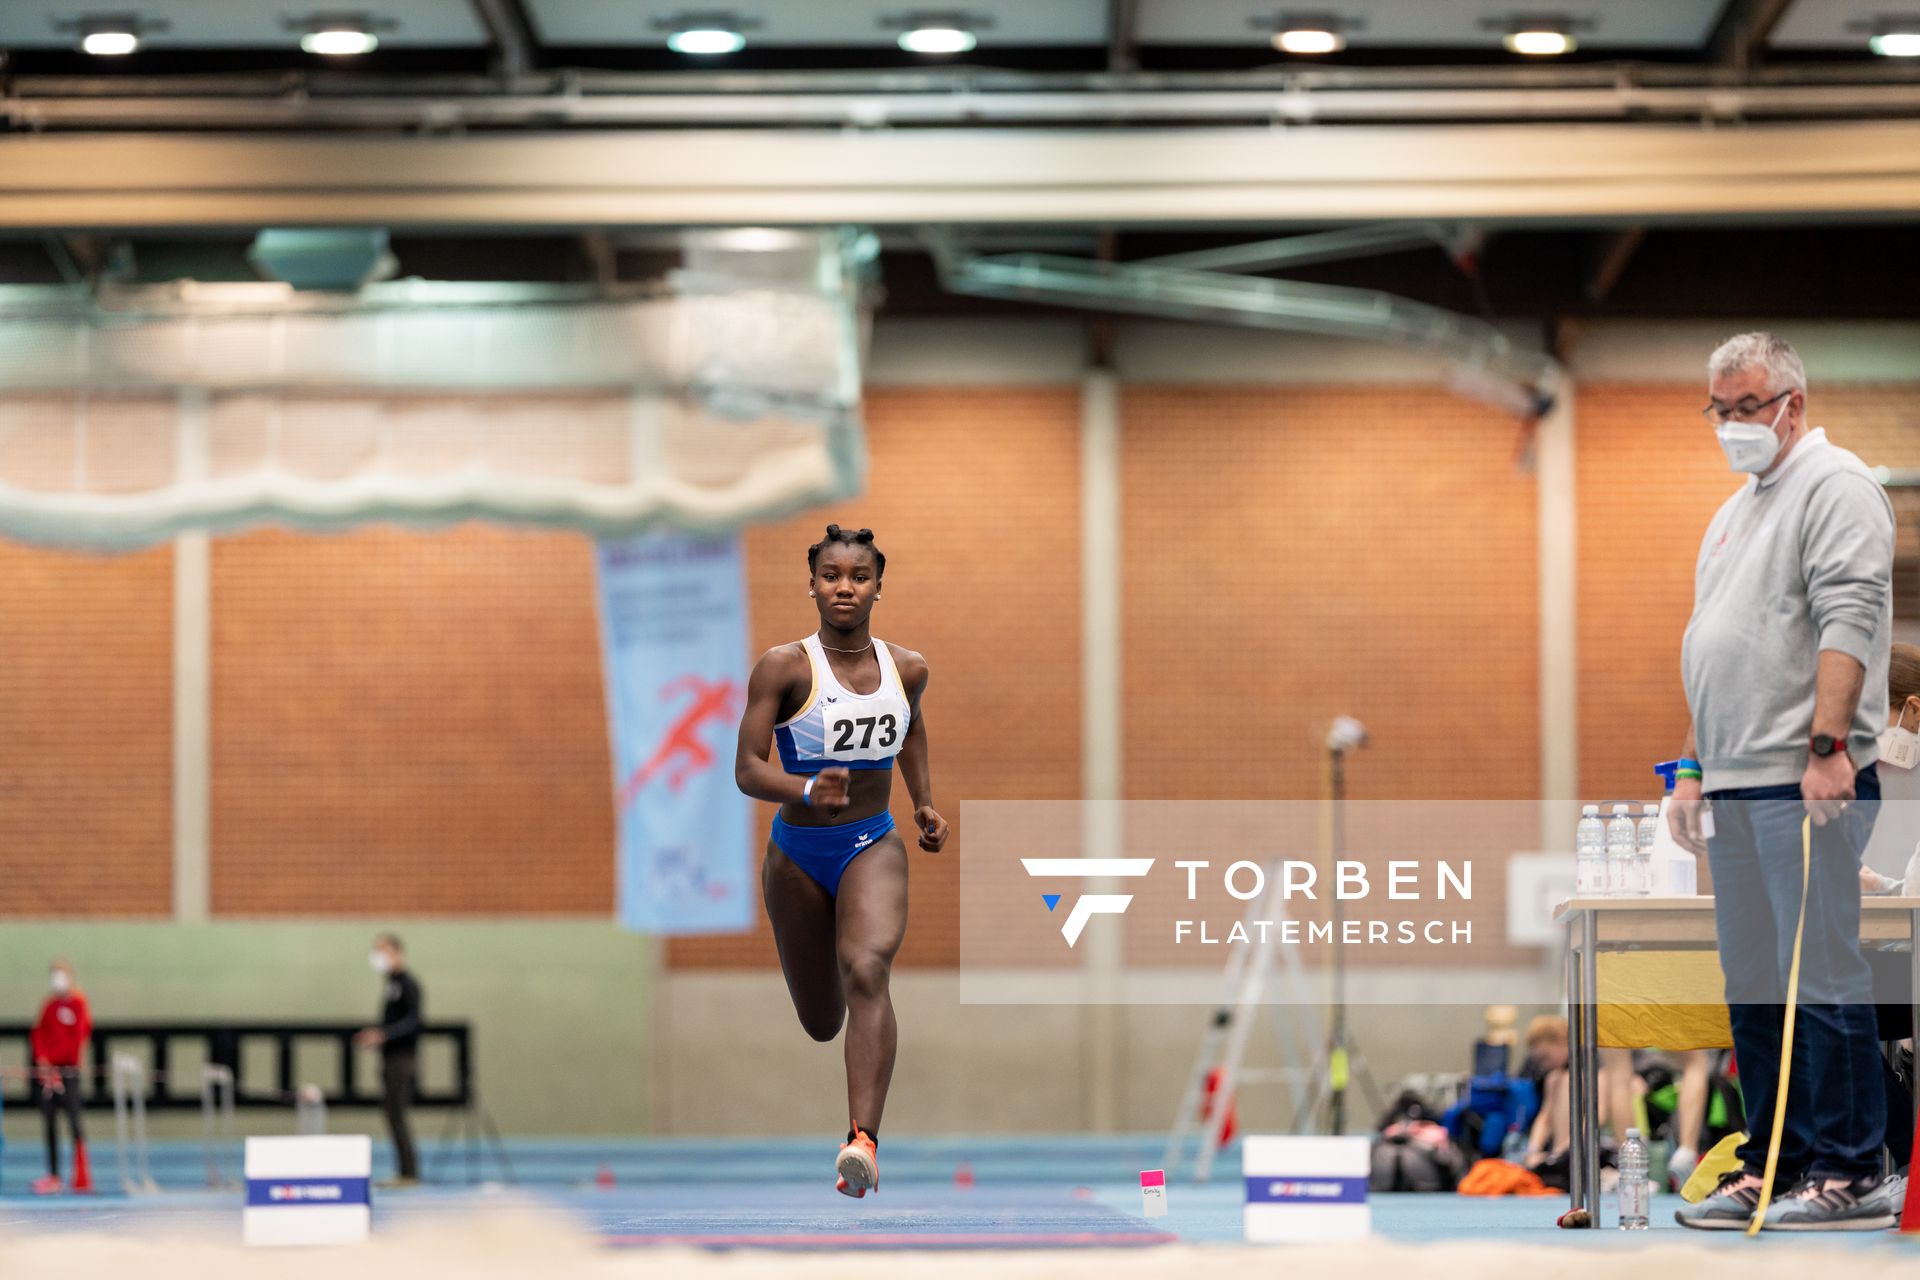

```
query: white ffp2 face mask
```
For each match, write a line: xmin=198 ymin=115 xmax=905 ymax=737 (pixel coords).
xmin=1714 ymin=395 xmax=1792 ymax=474
xmin=1879 ymin=697 xmax=1920 ymax=770
xmin=49 ymin=970 xmax=71 ymax=994
xmin=369 ymin=951 xmax=391 ymax=975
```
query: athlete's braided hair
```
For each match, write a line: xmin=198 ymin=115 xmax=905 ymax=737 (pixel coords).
xmin=807 ymin=523 xmax=885 ymax=578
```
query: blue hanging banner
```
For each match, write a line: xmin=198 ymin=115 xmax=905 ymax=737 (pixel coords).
xmin=596 ymin=533 xmax=753 ymax=934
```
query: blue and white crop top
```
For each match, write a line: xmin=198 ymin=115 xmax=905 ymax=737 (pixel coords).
xmin=773 ymin=634 xmax=912 ymax=774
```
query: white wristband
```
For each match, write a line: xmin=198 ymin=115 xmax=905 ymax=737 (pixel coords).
xmin=803 ymin=776 xmax=816 ymax=806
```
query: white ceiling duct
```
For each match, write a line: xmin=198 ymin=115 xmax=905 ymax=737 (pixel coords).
xmin=0 ymin=228 xmax=873 ymax=548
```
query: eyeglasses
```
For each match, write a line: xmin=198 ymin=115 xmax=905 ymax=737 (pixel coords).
xmin=1701 ymin=389 xmax=1793 ymax=424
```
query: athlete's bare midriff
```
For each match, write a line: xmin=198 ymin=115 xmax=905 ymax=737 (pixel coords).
xmin=775 ymin=766 xmax=894 ymax=830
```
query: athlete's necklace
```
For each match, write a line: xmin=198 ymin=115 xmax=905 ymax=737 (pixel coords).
xmin=818 ymin=638 xmax=870 ymax=654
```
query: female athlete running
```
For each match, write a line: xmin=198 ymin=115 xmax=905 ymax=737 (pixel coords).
xmin=734 ymin=524 xmax=948 ymax=1197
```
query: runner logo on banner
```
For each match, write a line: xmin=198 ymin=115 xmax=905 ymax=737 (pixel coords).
xmin=596 ymin=533 xmax=752 ymax=934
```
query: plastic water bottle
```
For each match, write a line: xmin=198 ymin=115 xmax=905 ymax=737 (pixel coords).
xmin=1606 ymin=804 xmax=1637 ymax=898
xmin=1618 ymin=1128 xmax=1649 ymax=1229
xmin=1576 ymin=805 xmax=1606 ymax=896
xmin=1635 ymin=803 xmax=1659 ymax=897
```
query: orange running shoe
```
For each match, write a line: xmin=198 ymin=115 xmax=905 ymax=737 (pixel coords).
xmin=836 ymin=1129 xmax=878 ymax=1197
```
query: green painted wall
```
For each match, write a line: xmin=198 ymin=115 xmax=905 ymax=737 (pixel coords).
xmin=0 ymin=921 xmax=654 ymax=1141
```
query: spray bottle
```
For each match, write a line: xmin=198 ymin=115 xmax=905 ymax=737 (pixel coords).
xmin=1649 ymin=761 xmax=1701 ymax=895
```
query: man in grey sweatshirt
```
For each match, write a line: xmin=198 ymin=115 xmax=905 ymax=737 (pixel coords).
xmin=1669 ymin=332 xmax=1899 ymax=1231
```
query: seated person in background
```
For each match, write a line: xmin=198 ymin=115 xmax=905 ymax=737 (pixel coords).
xmin=1523 ymin=1015 xmax=1571 ymax=1175
xmin=1442 ymin=1011 xmax=1540 ymax=1160
xmin=1657 ymin=1050 xmax=1716 ymax=1189
xmin=1600 ymin=1047 xmax=1639 ymax=1150
xmin=1524 ymin=1014 xmax=1641 ymax=1190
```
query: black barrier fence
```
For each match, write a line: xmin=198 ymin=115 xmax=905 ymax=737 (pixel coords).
xmin=0 ymin=1021 xmax=473 ymax=1110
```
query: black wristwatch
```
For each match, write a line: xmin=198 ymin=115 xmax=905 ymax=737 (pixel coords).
xmin=1809 ymin=732 xmax=1847 ymax=758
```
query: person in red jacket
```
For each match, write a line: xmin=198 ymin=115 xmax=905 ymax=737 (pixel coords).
xmin=30 ymin=959 xmax=92 ymax=1194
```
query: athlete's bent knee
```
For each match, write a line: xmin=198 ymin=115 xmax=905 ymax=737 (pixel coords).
xmin=839 ymin=951 xmax=891 ymax=1002
xmin=798 ymin=1007 xmax=845 ymax=1042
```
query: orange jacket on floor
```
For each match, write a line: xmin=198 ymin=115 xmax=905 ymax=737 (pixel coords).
xmin=1458 ymin=1157 xmax=1556 ymax=1197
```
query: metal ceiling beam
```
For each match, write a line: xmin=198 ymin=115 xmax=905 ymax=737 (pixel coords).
xmin=470 ymin=0 xmax=539 ymax=79
xmin=7 ymin=121 xmax=1920 ymax=229
xmin=40 ymin=237 xmax=89 ymax=285
xmin=1584 ymin=227 xmax=1647 ymax=303
xmin=1107 ymin=0 xmax=1139 ymax=73
xmin=1709 ymin=0 xmax=1798 ymax=70
xmin=580 ymin=231 xmax=619 ymax=289
xmin=928 ymin=238 xmax=1561 ymax=416
xmin=14 ymin=61 xmax=1920 ymax=101
xmin=11 ymin=79 xmax=1920 ymax=129
xmin=1134 ymin=224 xmax=1457 ymax=274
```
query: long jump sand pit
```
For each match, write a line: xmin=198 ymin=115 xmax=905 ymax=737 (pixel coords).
xmin=4 ymin=1206 xmax=1917 ymax=1280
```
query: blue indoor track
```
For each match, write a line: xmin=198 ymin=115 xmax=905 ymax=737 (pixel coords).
xmin=1 ymin=1136 xmax=1916 ymax=1251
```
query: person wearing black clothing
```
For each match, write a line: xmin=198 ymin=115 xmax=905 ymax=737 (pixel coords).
xmin=355 ymin=933 xmax=422 ymax=1186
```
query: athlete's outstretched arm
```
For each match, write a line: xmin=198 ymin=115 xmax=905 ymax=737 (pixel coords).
xmin=735 ymin=647 xmax=849 ymax=809
xmin=894 ymin=651 xmax=948 ymax=852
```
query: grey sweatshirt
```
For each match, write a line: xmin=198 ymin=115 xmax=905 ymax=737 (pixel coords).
xmin=1681 ymin=429 xmax=1894 ymax=792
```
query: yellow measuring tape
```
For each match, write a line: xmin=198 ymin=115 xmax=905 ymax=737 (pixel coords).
xmin=1745 ymin=814 xmax=1812 ymax=1237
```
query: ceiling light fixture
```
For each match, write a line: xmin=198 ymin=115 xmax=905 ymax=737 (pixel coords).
xmin=65 ymin=14 xmax=167 ymax=55
xmin=667 ymin=27 xmax=747 ymax=55
xmin=81 ymin=30 xmax=141 ymax=55
xmin=1870 ymin=31 xmax=1920 ymax=56
xmin=1273 ymin=27 xmax=1345 ymax=54
xmin=898 ymin=26 xmax=977 ymax=54
xmin=301 ymin=27 xmax=379 ymax=55
xmin=1503 ymin=28 xmax=1576 ymax=55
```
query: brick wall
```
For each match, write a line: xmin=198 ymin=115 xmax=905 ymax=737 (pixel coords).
xmin=1119 ymin=386 xmax=1542 ymax=967
xmin=0 ymin=541 xmax=172 ymax=915
xmin=1122 ymin=386 xmax=1541 ymax=801
xmin=6 ymin=378 xmax=1913 ymax=948
xmin=210 ymin=524 xmax=614 ymax=914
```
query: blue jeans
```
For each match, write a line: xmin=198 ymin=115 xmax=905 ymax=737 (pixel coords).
xmin=1706 ymin=765 xmax=1886 ymax=1180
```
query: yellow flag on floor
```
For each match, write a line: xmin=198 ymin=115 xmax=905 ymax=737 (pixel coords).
xmin=1681 ymin=1132 xmax=1747 ymax=1203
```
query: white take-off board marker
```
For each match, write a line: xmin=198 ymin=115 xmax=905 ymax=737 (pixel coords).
xmin=243 ymin=1134 xmax=372 ymax=1247
xmin=1242 ymin=1135 xmax=1371 ymax=1243
xmin=1140 ymin=1168 xmax=1168 ymax=1217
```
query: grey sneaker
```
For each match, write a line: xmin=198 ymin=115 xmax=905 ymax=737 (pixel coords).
xmin=1675 ymin=1169 xmax=1765 ymax=1230
xmin=1761 ymin=1174 xmax=1897 ymax=1232
xmin=1666 ymin=1146 xmax=1699 ymax=1192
